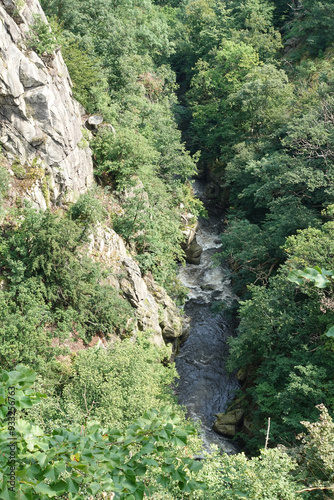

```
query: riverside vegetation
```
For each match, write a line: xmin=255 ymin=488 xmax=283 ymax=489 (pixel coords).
xmin=0 ymin=0 xmax=334 ymax=498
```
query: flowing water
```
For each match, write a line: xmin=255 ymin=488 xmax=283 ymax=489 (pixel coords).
xmin=176 ymin=185 xmax=239 ymax=454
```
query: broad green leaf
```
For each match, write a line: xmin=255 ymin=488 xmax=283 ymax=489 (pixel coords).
xmin=88 ymin=482 xmax=101 ymax=495
xmin=189 ymin=460 xmax=203 ymax=472
xmin=325 ymin=325 xmax=334 ymax=338
xmin=49 ymin=481 xmax=67 ymax=494
xmin=125 ymin=469 xmax=136 ymax=485
xmin=66 ymin=478 xmax=80 ymax=494
xmin=287 ymin=270 xmax=304 ymax=285
xmin=142 ymin=457 xmax=158 ymax=467
xmin=134 ymin=464 xmax=146 ymax=476
xmin=0 ymin=485 xmax=11 ymax=500
xmin=16 ymin=490 xmax=33 ymax=500
xmin=34 ymin=482 xmax=58 ymax=497
xmin=33 ymin=452 xmax=48 ymax=467
xmin=134 ymin=483 xmax=145 ymax=500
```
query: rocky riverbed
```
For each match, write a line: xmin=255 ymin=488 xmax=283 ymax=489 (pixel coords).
xmin=176 ymin=202 xmax=240 ymax=454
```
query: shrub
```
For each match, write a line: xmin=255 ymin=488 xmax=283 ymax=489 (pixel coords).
xmin=28 ymin=14 xmax=57 ymax=56
xmin=0 ymin=164 xmax=9 ymax=221
xmin=68 ymin=190 xmax=107 ymax=226
xmin=61 ymin=334 xmax=178 ymax=428
xmin=0 ymin=208 xmax=134 ymax=368
xmin=0 ymin=364 xmax=203 ymax=499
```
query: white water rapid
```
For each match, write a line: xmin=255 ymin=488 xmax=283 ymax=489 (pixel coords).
xmin=176 ymin=185 xmax=239 ymax=454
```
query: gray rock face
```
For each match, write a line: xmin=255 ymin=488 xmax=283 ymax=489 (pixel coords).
xmin=0 ymin=0 xmax=94 ymax=207
xmin=181 ymin=218 xmax=203 ymax=265
xmin=0 ymin=0 xmax=183 ymax=352
xmin=88 ymin=227 xmax=184 ymax=348
xmin=212 ymin=409 xmax=244 ymax=437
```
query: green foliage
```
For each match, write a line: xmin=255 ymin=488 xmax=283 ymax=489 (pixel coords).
xmin=295 ymin=404 xmax=334 ymax=494
xmin=0 ymin=165 xmax=9 ymax=200
xmin=0 ymin=364 xmax=203 ymax=499
xmin=226 ymin=221 xmax=334 ymax=451
xmin=0 ymin=164 xmax=9 ymax=222
xmin=61 ymin=36 xmax=110 ymax=113
xmin=188 ymin=39 xmax=260 ymax=163
xmin=93 ymin=128 xmax=160 ymax=189
xmin=284 ymin=0 xmax=334 ymax=57
xmin=68 ymin=190 xmax=108 ymax=226
xmin=59 ymin=335 xmax=178 ymax=429
xmin=218 ymin=0 xmax=282 ymax=64
xmin=192 ymin=448 xmax=299 ymax=499
xmin=28 ymin=14 xmax=57 ymax=56
xmin=0 ymin=208 xmax=134 ymax=369
xmin=113 ymin=180 xmax=185 ymax=291
xmin=91 ymin=122 xmax=193 ymax=293
xmin=0 ymin=286 xmax=55 ymax=371
xmin=216 ymin=70 xmax=334 ymax=290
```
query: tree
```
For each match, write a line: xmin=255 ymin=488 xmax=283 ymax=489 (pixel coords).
xmin=188 ymin=39 xmax=260 ymax=164
xmin=0 ymin=364 xmax=203 ymax=499
xmin=283 ymin=0 xmax=334 ymax=56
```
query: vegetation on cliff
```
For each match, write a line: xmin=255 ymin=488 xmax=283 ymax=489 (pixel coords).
xmin=0 ymin=0 xmax=334 ymax=498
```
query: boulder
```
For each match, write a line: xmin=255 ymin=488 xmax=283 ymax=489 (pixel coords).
xmin=185 ymin=239 xmax=202 ymax=265
xmin=87 ymin=114 xmax=103 ymax=126
xmin=181 ymin=218 xmax=202 ymax=265
xmin=182 ymin=219 xmax=198 ymax=246
xmin=212 ymin=409 xmax=244 ymax=437
xmin=212 ymin=423 xmax=236 ymax=438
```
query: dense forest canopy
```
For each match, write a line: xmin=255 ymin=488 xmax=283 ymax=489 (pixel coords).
xmin=0 ymin=0 xmax=334 ymax=497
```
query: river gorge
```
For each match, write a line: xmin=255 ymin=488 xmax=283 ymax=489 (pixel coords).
xmin=176 ymin=184 xmax=240 ymax=454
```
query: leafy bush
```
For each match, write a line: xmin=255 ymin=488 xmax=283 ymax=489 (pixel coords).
xmin=50 ymin=334 xmax=178 ymax=429
xmin=192 ymin=448 xmax=298 ymax=500
xmin=92 ymin=128 xmax=160 ymax=189
xmin=295 ymin=404 xmax=334 ymax=495
xmin=0 ymin=208 xmax=134 ymax=369
xmin=0 ymin=164 xmax=9 ymax=222
xmin=0 ymin=165 xmax=8 ymax=200
xmin=0 ymin=284 xmax=56 ymax=371
xmin=28 ymin=14 xmax=57 ymax=56
xmin=0 ymin=364 xmax=203 ymax=499
xmin=68 ymin=190 xmax=108 ymax=226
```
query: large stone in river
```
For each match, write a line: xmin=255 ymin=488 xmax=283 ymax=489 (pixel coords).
xmin=185 ymin=239 xmax=203 ymax=265
xmin=212 ymin=409 xmax=244 ymax=437
xmin=212 ymin=423 xmax=236 ymax=438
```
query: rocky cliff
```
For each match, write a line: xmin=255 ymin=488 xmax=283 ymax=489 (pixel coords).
xmin=88 ymin=226 xmax=185 ymax=349
xmin=0 ymin=0 xmax=93 ymax=208
xmin=0 ymin=0 xmax=185 ymax=349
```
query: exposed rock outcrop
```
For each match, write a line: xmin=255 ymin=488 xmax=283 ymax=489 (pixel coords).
xmin=213 ymin=409 xmax=244 ymax=437
xmin=181 ymin=217 xmax=203 ymax=265
xmin=0 ymin=0 xmax=93 ymax=208
xmin=0 ymin=0 xmax=185 ymax=352
xmin=88 ymin=226 xmax=185 ymax=348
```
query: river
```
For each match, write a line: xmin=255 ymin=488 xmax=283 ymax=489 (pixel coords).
xmin=176 ymin=187 xmax=239 ymax=454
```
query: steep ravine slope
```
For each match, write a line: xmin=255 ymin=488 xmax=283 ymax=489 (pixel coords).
xmin=0 ymin=0 xmax=184 ymax=348
xmin=0 ymin=0 xmax=93 ymax=208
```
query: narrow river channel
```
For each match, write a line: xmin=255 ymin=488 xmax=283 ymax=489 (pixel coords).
xmin=176 ymin=186 xmax=239 ymax=454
